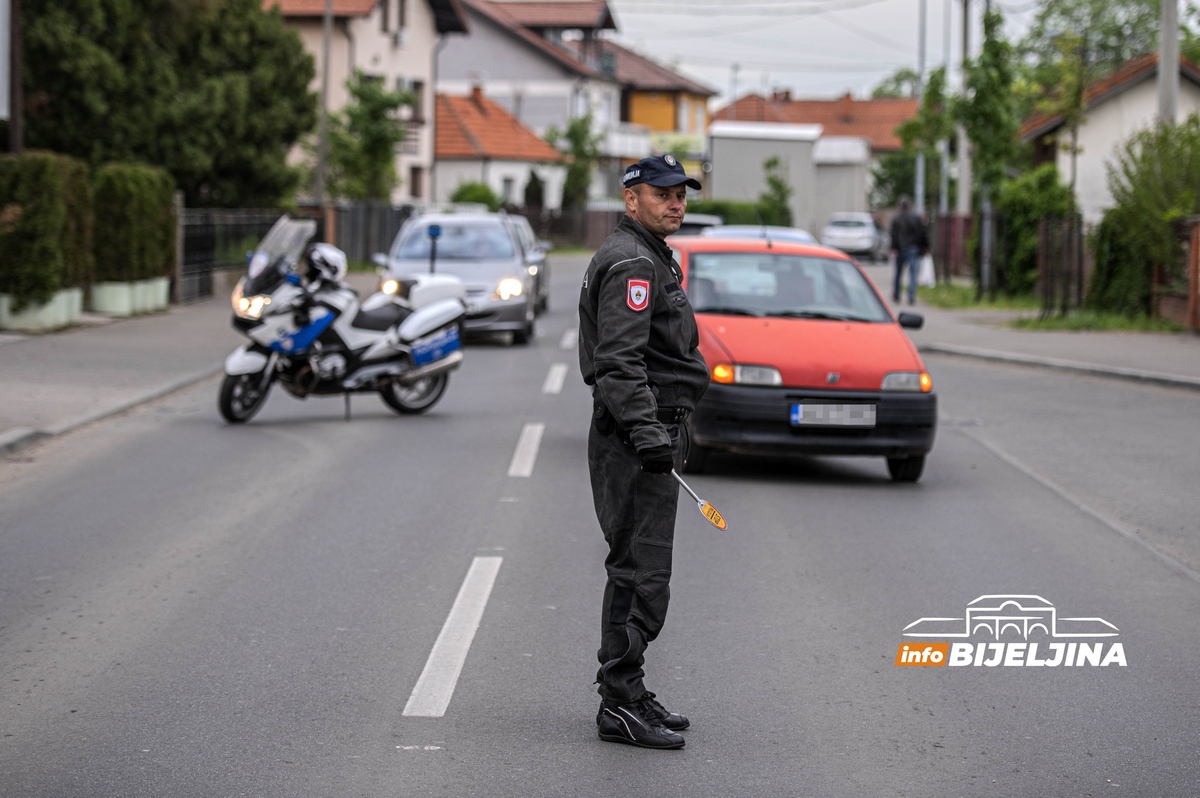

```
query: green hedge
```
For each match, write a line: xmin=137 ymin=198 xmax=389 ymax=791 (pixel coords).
xmin=449 ymin=181 xmax=501 ymax=211
xmin=687 ymin=199 xmax=791 ymax=227
xmin=93 ymin=163 xmax=176 ymax=282
xmin=1087 ymin=206 xmax=1153 ymax=316
xmin=0 ymin=151 xmax=94 ymax=310
xmin=993 ymin=164 xmax=1073 ymax=295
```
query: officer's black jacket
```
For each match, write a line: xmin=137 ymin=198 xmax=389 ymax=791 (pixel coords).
xmin=579 ymin=215 xmax=709 ymax=452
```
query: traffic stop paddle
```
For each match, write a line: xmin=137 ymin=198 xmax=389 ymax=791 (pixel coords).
xmin=671 ymin=470 xmax=728 ymax=530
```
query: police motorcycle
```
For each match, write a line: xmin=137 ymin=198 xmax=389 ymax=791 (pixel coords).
xmin=219 ymin=216 xmax=466 ymax=423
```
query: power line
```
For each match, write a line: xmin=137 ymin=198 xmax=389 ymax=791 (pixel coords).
xmin=822 ymin=13 xmax=914 ymax=54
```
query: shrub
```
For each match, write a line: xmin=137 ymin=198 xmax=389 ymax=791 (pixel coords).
xmin=993 ymin=164 xmax=1073 ymax=294
xmin=93 ymin=164 xmax=176 ymax=282
xmin=686 ymin=199 xmax=760 ymax=225
xmin=0 ymin=151 xmax=94 ymax=310
xmin=1087 ymin=206 xmax=1154 ymax=316
xmin=450 ymin=181 xmax=501 ymax=211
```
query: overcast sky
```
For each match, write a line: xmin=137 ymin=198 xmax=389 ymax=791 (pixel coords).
xmin=607 ymin=0 xmax=1041 ymax=107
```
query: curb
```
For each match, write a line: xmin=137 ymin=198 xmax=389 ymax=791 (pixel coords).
xmin=919 ymin=343 xmax=1200 ymax=392
xmin=1 ymin=365 xmax=223 ymax=458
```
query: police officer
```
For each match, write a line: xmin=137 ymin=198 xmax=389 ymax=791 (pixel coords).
xmin=578 ymin=155 xmax=710 ymax=749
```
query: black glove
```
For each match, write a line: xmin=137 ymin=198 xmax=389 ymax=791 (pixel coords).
xmin=638 ymin=443 xmax=674 ymax=474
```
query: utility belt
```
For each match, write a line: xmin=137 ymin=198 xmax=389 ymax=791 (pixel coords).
xmin=593 ymin=398 xmax=689 ymax=445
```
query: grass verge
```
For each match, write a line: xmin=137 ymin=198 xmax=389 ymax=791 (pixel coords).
xmin=917 ymin=283 xmax=1040 ymax=310
xmin=1009 ymin=312 xmax=1185 ymax=332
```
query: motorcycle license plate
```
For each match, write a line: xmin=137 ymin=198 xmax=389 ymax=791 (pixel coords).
xmin=411 ymin=326 xmax=461 ymax=366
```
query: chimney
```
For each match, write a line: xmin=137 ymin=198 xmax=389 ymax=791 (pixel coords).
xmin=771 ymin=89 xmax=792 ymax=103
xmin=471 ymin=84 xmax=485 ymax=110
xmin=838 ymin=92 xmax=854 ymax=123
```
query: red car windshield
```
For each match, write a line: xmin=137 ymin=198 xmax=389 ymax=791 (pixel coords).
xmin=687 ymin=252 xmax=890 ymax=322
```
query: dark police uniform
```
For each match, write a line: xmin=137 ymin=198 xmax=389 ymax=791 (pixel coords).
xmin=579 ymin=155 xmax=709 ymax=748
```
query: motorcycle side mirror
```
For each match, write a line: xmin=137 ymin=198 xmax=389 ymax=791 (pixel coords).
xmin=897 ymin=311 xmax=924 ymax=329
xmin=246 ymin=250 xmax=254 ymax=265
xmin=372 ymin=252 xmax=389 ymax=268
xmin=537 ymin=239 xmax=554 ymax=252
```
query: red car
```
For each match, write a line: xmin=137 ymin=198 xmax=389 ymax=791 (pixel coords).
xmin=668 ymin=235 xmax=936 ymax=482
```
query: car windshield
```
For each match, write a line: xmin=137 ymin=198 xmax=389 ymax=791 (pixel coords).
xmin=396 ymin=222 xmax=515 ymax=260
xmin=686 ymin=252 xmax=890 ymax=322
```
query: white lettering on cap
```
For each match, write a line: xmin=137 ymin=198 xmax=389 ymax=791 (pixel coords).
xmin=623 ymin=168 xmax=641 ymax=183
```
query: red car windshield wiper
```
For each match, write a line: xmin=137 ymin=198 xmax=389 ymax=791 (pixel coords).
xmin=694 ymin=306 xmax=762 ymax=317
xmin=766 ymin=310 xmax=873 ymax=322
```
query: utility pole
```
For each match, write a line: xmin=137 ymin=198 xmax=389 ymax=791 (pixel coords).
xmin=1159 ymin=0 xmax=1179 ymax=123
xmin=914 ymin=0 xmax=927 ymax=215
xmin=315 ymin=0 xmax=333 ymax=211
xmin=729 ymin=63 xmax=740 ymax=120
xmin=7 ymin=0 xmax=21 ymax=153
xmin=955 ymin=0 xmax=971 ymax=216
xmin=939 ymin=0 xmax=950 ymax=217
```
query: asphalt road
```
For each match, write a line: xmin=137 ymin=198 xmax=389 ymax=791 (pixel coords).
xmin=2 ymin=256 xmax=1198 ymax=797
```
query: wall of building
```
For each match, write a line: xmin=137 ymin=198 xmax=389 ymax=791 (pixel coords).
xmin=813 ymin=163 xmax=868 ymax=234
xmin=1058 ymin=75 xmax=1200 ymax=223
xmin=709 ymin=130 xmax=818 ymax=232
xmin=433 ymin=160 xmax=566 ymax=210
xmin=288 ymin=0 xmax=441 ymax=204
xmin=629 ymin=92 xmax=677 ymax=132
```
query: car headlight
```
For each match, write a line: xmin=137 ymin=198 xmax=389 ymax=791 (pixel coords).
xmin=232 ymin=282 xmax=271 ymax=319
xmin=882 ymin=371 xmax=933 ymax=392
xmin=710 ymin=363 xmax=782 ymax=386
xmin=496 ymin=277 xmax=524 ymax=301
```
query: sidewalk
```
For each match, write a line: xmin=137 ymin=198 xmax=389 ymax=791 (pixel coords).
xmin=861 ymin=262 xmax=1200 ymax=389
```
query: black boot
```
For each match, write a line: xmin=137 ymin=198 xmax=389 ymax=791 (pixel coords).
xmin=597 ymin=697 xmax=685 ymax=749
xmin=639 ymin=691 xmax=690 ymax=730
xmin=597 ymin=692 xmax=689 ymax=731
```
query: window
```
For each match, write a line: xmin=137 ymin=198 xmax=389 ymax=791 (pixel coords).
xmin=381 ymin=0 xmax=390 ymax=32
xmin=501 ymin=177 xmax=514 ymax=204
xmin=410 ymin=166 xmax=423 ymax=198
xmin=687 ymin=253 xmax=890 ymax=322
xmin=411 ymin=80 xmax=425 ymax=122
xmin=694 ymin=103 xmax=704 ymax=135
xmin=399 ymin=0 xmax=407 ymax=27
xmin=397 ymin=223 xmax=516 ymax=260
xmin=679 ymin=98 xmax=689 ymax=133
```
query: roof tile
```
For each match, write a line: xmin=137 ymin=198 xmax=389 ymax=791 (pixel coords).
xmin=712 ymin=93 xmax=919 ymax=151
xmin=487 ymin=0 xmax=614 ymax=30
xmin=436 ymin=91 xmax=565 ymax=162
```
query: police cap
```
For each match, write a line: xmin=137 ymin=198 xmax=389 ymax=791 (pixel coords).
xmin=622 ymin=154 xmax=702 ymax=191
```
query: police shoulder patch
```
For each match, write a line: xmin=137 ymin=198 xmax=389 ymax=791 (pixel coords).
xmin=627 ymin=279 xmax=650 ymax=312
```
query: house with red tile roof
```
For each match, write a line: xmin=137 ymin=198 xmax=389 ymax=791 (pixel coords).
xmin=1020 ymin=53 xmax=1200 ymax=223
xmin=264 ymin=0 xmax=468 ymax=202
xmin=713 ymin=91 xmax=919 ymax=154
xmin=434 ymin=88 xmax=567 ymax=208
xmin=436 ymin=0 xmax=634 ymax=198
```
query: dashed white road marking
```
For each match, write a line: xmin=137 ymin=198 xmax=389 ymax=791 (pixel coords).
xmin=542 ymin=363 xmax=569 ymax=394
xmin=559 ymin=328 xmax=577 ymax=350
xmin=507 ymin=423 xmax=544 ymax=477
xmin=403 ymin=557 xmax=504 ymax=718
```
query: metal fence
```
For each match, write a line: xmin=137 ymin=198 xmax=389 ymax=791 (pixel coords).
xmin=1038 ymin=215 xmax=1084 ymax=317
xmin=179 ymin=209 xmax=282 ymax=303
xmin=331 ymin=203 xmax=413 ymax=264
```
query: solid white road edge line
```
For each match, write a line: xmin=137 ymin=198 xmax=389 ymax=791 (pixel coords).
xmin=957 ymin=427 xmax=1200 ymax=584
xmin=542 ymin=363 xmax=569 ymax=395
xmin=507 ymin=422 xmax=545 ymax=478
xmin=559 ymin=328 xmax=577 ymax=350
xmin=403 ymin=556 xmax=504 ymax=718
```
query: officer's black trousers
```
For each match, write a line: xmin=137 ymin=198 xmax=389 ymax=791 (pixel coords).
xmin=589 ymin=422 xmax=686 ymax=705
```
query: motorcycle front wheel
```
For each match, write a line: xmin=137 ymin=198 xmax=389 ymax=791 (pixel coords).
xmin=380 ymin=373 xmax=448 ymax=414
xmin=219 ymin=372 xmax=271 ymax=423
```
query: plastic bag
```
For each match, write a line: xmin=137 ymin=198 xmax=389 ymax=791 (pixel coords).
xmin=917 ymin=253 xmax=937 ymax=287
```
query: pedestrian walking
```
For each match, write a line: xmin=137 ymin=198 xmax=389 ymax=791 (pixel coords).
xmin=578 ymin=155 xmax=710 ymax=750
xmin=889 ymin=196 xmax=929 ymax=305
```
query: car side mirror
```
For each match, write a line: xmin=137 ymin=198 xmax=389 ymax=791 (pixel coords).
xmin=897 ymin=311 xmax=924 ymax=330
xmin=371 ymin=252 xmax=389 ymax=268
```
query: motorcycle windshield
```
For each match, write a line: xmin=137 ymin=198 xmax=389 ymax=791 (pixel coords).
xmin=249 ymin=216 xmax=317 ymax=278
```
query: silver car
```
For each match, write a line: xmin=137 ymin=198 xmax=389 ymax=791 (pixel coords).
xmin=821 ymin=212 xmax=887 ymax=261
xmin=382 ymin=213 xmax=538 ymax=344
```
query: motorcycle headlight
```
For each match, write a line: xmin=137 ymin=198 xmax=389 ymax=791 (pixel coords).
xmin=382 ymin=279 xmax=400 ymax=295
xmin=881 ymin=371 xmax=933 ymax=392
xmin=232 ymin=282 xmax=271 ymax=319
xmin=496 ymin=277 xmax=524 ymax=301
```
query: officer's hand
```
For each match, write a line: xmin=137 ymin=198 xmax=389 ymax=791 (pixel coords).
xmin=638 ymin=444 xmax=674 ymax=474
